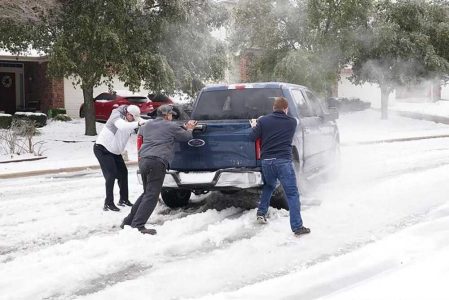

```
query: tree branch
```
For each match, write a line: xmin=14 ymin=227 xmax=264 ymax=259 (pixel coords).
xmin=0 ymin=0 xmax=59 ymax=23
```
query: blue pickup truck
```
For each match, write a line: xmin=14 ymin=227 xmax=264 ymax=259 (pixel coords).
xmin=144 ymin=82 xmax=340 ymax=209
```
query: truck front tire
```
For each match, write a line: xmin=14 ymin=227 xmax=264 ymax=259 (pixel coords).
xmin=161 ymin=189 xmax=191 ymax=208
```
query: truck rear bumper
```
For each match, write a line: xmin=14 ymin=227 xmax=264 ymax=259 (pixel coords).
xmin=139 ymin=168 xmax=263 ymax=190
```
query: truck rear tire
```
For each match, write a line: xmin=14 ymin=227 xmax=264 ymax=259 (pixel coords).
xmin=161 ymin=189 xmax=191 ymax=208
xmin=270 ymin=186 xmax=289 ymax=210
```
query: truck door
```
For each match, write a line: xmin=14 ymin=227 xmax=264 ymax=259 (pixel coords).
xmin=303 ymin=90 xmax=338 ymax=165
xmin=289 ymin=89 xmax=323 ymax=175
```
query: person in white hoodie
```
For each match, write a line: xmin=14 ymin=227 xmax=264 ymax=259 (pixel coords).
xmin=94 ymin=105 xmax=143 ymax=211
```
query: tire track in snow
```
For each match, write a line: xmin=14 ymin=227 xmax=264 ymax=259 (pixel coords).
xmin=68 ymin=216 xmax=265 ymax=299
xmin=0 ymin=185 xmax=248 ymax=259
xmin=0 ymin=207 xmax=264 ymax=300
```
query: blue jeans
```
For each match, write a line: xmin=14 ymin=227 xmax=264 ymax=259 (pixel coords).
xmin=257 ymin=158 xmax=303 ymax=232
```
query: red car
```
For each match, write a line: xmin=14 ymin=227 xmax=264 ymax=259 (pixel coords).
xmin=147 ymin=93 xmax=174 ymax=110
xmin=79 ymin=90 xmax=156 ymax=122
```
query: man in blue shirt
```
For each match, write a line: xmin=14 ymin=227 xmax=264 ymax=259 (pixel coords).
xmin=249 ymin=97 xmax=310 ymax=236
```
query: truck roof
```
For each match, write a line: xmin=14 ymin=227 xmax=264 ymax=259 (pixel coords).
xmin=201 ymin=82 xmax=307 ymax=92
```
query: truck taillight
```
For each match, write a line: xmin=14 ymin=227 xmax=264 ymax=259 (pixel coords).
xmin=255 ymin=138 xmax=261 ymax=160
xmin=137 ymin=134 xmax=143 ymax=151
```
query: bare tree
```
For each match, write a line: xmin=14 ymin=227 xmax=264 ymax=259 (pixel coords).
xmin=0 ymin=0 xmax=59 ymax=23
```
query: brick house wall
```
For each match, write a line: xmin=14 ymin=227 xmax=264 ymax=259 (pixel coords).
xmin=23 ymin=61 xmax=64 ymax=113
xmin=239 ymin=52 xmax=253 ymax=82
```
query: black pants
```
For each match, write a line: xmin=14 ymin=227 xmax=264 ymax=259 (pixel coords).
xmin=123 ymin=157 xmax=166 ymax=228
xmin=93 ymin=144 xmax=129 ymax=205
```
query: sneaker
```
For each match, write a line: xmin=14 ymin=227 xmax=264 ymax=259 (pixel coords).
xmin=118 ymin=199 xmax=133 ymax=207
xmin=294 ymin=226 xmax=311 ymax=236
xmin=103 ymin=203 xmax=120 ymax=212
xmin=138 ymin=227 xmax=157 ymax=235
xmin=256 ymin=215 xmax=268 ymax=224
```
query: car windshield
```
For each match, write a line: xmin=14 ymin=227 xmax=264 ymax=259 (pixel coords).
xmin=192 ymin=88 xmax=283 ymax=120
xmin=125 ymin=97 xmax=148 ymax=103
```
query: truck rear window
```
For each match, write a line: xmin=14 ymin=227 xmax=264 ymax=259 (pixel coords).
xmin=192 ymin=88 xmax=283 ymax=120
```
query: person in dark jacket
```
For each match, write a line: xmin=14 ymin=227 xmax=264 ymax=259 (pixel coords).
xmin=94 ymin=105 xmax=143 ymax=212
xmin=121 ymin=104 xmax=197 ymax=234
xmin=249 ymin=97 xmax=310 ymax=236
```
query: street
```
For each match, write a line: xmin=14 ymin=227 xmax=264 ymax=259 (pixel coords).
xmin=1 ymin=110 xmax=449 ymax=299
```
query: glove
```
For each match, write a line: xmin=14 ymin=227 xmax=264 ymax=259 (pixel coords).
xmin=138 ymin=119 xmax=147 ymax=126
xmin=184 ymin=120 xmax=198 ymax=130
xmin=249 ymin=119 xmax=257 ymax=128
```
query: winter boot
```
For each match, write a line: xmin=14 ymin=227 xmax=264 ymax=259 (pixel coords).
xmin=294 ymin=226 xmax=311 ymax=236
xmin=138 ymin=227 xmax=157 ymax=235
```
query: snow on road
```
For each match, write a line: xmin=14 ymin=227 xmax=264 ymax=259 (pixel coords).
xmin=1 ymin=110 xmax=449 ymax=299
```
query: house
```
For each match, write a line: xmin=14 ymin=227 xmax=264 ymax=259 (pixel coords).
xmin=0 ymin=50 xmax=150 ymax=118
xmin=0 ymin=50 xmax=63 ymax=115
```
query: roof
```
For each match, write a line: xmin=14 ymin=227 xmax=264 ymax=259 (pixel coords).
xmin=0 ymin=48 xmax=48 ymax=62
xmin=112 ymin=90 xmax=148 ymax=98
xmin=202 ymin=82 xmax=307 ymax=91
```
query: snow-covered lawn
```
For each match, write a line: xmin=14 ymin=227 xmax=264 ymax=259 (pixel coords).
xmin=0 ymin=120 xmax=138 ymax=176
xmin=1 ymin=110 xmax=449 ymax=299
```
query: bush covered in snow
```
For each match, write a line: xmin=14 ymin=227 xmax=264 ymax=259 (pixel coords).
xmin=0 ymin=113 xmax=12 ymax=129
xmin=53 ymin=114 xmax=72 ymax=121
xmin=14 ymin=112 xmax=47 ymax=127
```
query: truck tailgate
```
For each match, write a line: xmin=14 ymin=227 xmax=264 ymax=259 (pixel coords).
xmin=170 ymin=121 xmax=257 ymax=171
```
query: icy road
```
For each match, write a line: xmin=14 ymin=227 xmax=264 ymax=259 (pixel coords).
xmin=1 ymin=110 xmax=449 ymax=300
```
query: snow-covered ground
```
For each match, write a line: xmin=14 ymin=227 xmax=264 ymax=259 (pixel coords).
xmin=1 ymin=110 xmax=449 ymax=299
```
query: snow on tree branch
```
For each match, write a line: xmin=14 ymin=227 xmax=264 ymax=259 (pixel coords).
xmin=0 ymin=0 xmax=59 ymax=23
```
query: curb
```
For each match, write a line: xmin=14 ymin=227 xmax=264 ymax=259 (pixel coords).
xmin=0 ymin=161 xmax=138 ymax=179
xmin=393 ymin=110 xmax=449 ymax=124
xmin=371 ymin=107 xmax=449 ymax=125
xmin=0 ymin=156 xmax=47 ymax=164
xmin=341 ymin=134 xmax=449 ymax=146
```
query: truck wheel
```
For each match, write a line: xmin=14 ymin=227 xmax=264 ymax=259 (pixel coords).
xmin=161 ymin=189 xmax=191 ymax=208
xmin=270 ymin=186 xmax=289 ymax=210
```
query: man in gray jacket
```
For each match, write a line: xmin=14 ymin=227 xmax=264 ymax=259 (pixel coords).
xmin=121 ymin=105 xmax=197 ymax=234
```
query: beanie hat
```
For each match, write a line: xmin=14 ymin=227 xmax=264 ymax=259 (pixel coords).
xmin=126 ymin=105 xmax=141 ymax=121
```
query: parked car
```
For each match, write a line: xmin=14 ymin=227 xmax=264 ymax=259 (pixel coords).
xmin=148 ymin=94 xmax=174 ymax=107
xmin=326 ymin=97 xmax=371 ymax=112
xmin=137 ymin=82 xmax=340 ymax=209
xmin=145 ymin=94 xmax=175 ymax=118
xmin=79 ymin=90 xmax=155 ymax=122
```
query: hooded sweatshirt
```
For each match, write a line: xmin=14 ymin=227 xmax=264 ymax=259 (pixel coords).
xmin=96 ymin=105 xmax=139 ymax=155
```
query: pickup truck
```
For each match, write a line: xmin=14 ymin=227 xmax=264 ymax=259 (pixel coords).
xmin=138 ymin=82 xmax=340 ymax=209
